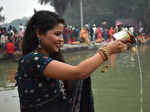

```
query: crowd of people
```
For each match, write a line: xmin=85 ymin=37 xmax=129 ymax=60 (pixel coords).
xmin=0 ymin=21 xmax=150 ymax=60
xmin=63 ymin=23 xmax=150 ymax=45
xmin=0 ymin=24 xmax=24 ymax=60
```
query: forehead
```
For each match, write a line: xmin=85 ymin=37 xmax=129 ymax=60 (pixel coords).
xmin=46 ymin=24 xmax=64 ymax=34
xmin=53 ymin=24 xmax=64 ymax=31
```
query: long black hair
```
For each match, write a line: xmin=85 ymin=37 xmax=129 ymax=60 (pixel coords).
xmin=22 ymin=10 xmax=64 ymax=56
xmin=22 ymin=11 xmax=73 ymax=94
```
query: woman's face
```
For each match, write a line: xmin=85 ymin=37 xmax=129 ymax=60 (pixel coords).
xmin=39 ymin=23 xmax=64 ymax=53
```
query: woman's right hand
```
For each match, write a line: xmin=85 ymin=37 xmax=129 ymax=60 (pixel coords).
xmin=102 ymin=40 xmax=129 ymax=55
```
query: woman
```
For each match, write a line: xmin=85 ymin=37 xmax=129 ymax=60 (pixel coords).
xmin=95 ymin=26 xmax=103 ymax=43
xmin=15 ymin=10 xmax=128 ymax=112
xmin=108 ymin=27 xmax=115 ymax=41
xmin=80 ymin=27 xmax=90 ymax=45
xmin=6 ymin=39 xmax=15 ymax=60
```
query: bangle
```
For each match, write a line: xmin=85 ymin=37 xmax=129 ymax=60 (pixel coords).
xmin=97 ymin=45 xmax=113 ymax=60
xmin=97 ymin=48 xmax=108 ymax=61
xmin=98 ymin=50 xmax=107 ymax=61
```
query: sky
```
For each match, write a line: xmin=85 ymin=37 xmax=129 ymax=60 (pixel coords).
xmin=1 ymin=0 xmax=55 ymax=23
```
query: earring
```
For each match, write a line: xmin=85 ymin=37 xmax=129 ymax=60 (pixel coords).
xmin=38 ymin=38 xmax=41 ymax=48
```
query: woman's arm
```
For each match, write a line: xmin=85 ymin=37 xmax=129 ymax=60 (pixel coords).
xmin=43 ymin=40 xmax=128 ymax=80
xmin=43 ymin=52 xmax=104 ymax=80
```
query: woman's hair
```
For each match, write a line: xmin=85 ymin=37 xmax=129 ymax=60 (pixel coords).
xmin=22 ymin=10 xmax=65 ymax=55
xmin=22 ymin=10 xmax=72 ymax=94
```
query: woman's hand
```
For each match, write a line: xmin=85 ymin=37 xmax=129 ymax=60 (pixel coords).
xmin=106 ymin=40 xmax=129 ymax=54
xmin=98 ymin=40 xmax=129 ymax=60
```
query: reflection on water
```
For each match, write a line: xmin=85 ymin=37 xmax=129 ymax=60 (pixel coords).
xmin=0 ymin=44 xmax=150 ymax=112
xmin=0 ymin=61 xmax=17 ymax=91
xmin=0 ymin=61 xmax=19 ymax=112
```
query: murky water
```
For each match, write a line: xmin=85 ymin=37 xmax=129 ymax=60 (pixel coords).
xmin=0 ymin=44 xmax=150 ymax=112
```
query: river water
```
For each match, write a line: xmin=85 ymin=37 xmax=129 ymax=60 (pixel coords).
xmin=0 ymin=44 xmax=150 ymax=112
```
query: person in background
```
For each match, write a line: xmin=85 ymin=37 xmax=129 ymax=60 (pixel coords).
xmin=19 ymin=23 xmax=24 ymax=31
xmin=92 ymin=24 xmax=97 ymax=41
xmin=74 ymin=26 xmax=80 ymax=41
xmin=102 ymin=27 xmax=109 ymax=41
xmin=129 ymin=25 xmax=134 ymax=35
xmin=13 ymin=31 xmax=23 ymax=60
xmin=108 ymin=27 xmax=115 ymax=41
xmin=15 ymin=10 xmax=129 ymax=112
xmin=1 ymin=31 xmax=8 ymax=49
xmin=89 ymin=26 xmax=94 ymax=42
xmin=63 ymin=25 xmax=68 ymax=43
xmin=95 ymin=26 xmax=103 ymax=43
xmin=68 ymin=26 xmax=72 ymax=44
xmin=19 ymin=23 xmax=25 ymax=40
xmin=71 ymin=27 xmax=76 ymax=42
xmin=71 ymin=26 xmax=80 ymax=45
xmin=80 ymin=27 xmax=90 ymax=45
xmin=6 ymin=39 xmax=15 ymax=59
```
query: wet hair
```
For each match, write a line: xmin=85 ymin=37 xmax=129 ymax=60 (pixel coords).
xmin=22 ymin=10 xmax=65 ymax=55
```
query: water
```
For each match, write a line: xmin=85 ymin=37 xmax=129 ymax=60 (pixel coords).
xmin=135 ymin=44 xmax=144 ymax=112
xmin=0 ymin=44 xmax=150 ymax=112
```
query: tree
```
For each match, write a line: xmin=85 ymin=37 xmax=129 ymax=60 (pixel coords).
xmin=38 ymin=0 xmax=76 ymax=15
xmin=38 ymin=0 xmax=150 ymax=26
xmin=0 ymin=6 xmax=5 ymax=22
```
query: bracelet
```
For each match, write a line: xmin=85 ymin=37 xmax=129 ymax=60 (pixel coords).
xmin=98 ymin=50 xmax=107 ymax=61
xmin=97 ymin=46 xmax=113 ymax=60
xmin=97 ymin=48 xmax=108 ymax=61
xmin=101 ymin=46 xmax=112 ymax=56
